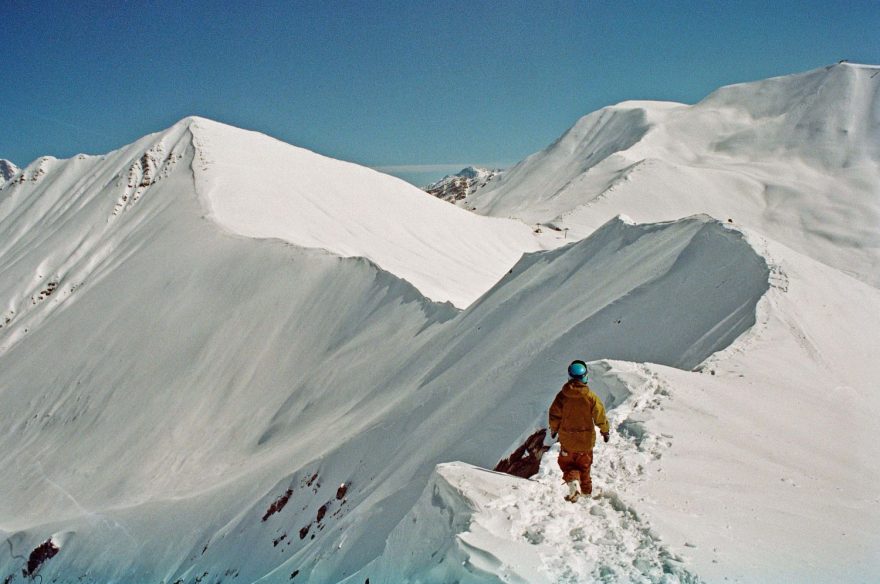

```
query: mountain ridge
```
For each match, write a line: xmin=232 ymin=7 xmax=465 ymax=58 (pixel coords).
xmin=424 ymin=166 xmax=501 ymax=204
xmin=0 ymin=210 xmax=775 ymax=583
xmin=1 ymin=65 xmax=879 ymax=583
xmin=466 ymin=63 xmax=880 ymax=286
xmin=1 ymin=116 xmax=543 ymax=309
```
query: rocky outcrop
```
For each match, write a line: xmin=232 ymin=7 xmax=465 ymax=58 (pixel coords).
xmin=0 ymin=159 xmax=19 ymax=182
xmin=424 ymin=166 xmax=500 ymax=203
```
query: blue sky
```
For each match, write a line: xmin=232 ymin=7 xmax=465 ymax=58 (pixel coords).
xmin=2 ymin=1 xmax=878 ymax=185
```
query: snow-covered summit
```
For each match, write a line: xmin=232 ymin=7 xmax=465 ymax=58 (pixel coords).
xmin=458 ymin=166 xmax=494 ymax=180
xmin=424 ymin=165 xmax=500 ymax=204
xmin=469 ymin=63 xmax=880 ymax=286
xmin=0 ymin=116 xmax=539 ymax=309
xmin=183 ymin=118 xmax=538 ymax=307
xmin=684 ymin=62 xmax=879 ymax=166
xmin=0 ymin=159 xmax=19 ymax=182
xmin=464 ymin=100 xmax=684 ymax=217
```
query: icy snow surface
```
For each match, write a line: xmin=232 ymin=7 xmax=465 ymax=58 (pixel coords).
xmin=1 ymin=63 xmax=879 ymax=584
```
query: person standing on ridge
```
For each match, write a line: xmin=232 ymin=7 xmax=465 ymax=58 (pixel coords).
xmin=548 ymin=360 xmax=610 ymax=502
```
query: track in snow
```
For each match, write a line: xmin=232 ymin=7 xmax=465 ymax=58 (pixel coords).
xmin=482 ymin=364 xmax=703 ymax=583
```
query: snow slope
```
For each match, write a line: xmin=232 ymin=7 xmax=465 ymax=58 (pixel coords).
xmin=0 ymin=121 xmax=771 ymax=584
xmin=468 ymin=63 xmax=880 ymax=287
xmin=633 ymin=234 xmax=880 ymax=583
xmin=187 ymin=118 xmax=538 ymax=308
xmin=0 ymin=121 xmax=461 ymax=582
xmin=2 ymin=63 xmax=879 ymax=584
xmin=360 ymin=234 xmax=880 ymax=583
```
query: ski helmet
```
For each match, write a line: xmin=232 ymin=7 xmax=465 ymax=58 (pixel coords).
xmin=568 ymin=360 xmax=588 ymax=380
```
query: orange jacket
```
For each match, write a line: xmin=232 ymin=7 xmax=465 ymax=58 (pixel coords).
xmin=548 ymin=380 xmax=610 ymax=452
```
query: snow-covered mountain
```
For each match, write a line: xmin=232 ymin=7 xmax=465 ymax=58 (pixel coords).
xmin=424 ymin=166 xmax=500 ymax=204
xmin=1 ymin=63 xmax=879 ymax=584
xmin=0 ymin=159 xmax=19 ymax=182
xmin=467 ymin=63 xmax=880 ymax=288
xmin=192 ymin=119 xmax=543 ymax=309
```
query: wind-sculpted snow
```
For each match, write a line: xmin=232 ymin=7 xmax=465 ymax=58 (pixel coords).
xmin=0 ymin=131 xmax=770 ymax=584
xmin=187 ymin=117 xmax=539 ymax=308
xmin=360 ymin=365 xmax=704 ymax=584
xmin=469 ymin=63 xmax=880 ymax=287
xmin=468 ymin=102 xmax=676 ymax=223
xmin=2 ymin=76 xmax=876 ymax=581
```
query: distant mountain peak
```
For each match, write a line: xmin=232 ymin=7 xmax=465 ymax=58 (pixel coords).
xmin=424 ymin=166 xmax=501 ymax=204
xmin=456 ymin=166 xmax=492 ymax=179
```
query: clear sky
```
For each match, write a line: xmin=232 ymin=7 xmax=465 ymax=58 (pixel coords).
xmin=2 ymin=1 xmax=878 ymax=185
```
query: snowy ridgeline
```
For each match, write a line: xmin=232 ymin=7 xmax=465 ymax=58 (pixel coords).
xmin=359 ymin=361 xmax=704 ymax=584
xmin=467 ymin=63 xmax=880 ymax=289
xmin=1 ymin=63 xmax=879 ymax=584
xmin=0 ymin=152 xmax=773 ymax=584
xmin=188 ymin=120 xmax=539 ymax=309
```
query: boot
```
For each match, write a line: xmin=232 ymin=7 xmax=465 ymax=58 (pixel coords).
xmin=564 ymin=480 xmax=581 ymax=502
xmin=580 ymin=478 xmax=592 ymax=496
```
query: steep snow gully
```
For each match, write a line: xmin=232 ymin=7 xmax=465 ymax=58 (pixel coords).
xmin=0 ymin=114 xmax=770 ymax=584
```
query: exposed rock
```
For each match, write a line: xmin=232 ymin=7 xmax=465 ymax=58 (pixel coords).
xmin=0 ymin=159 xmax=19 ymax=182
xmin=493 ymin=428 xmax=549 ymax=478
xmin=262 ymin=488 xmax=293 ymax=521
xmin=424 ymin=166 xmax=500 ymax=203
xmin=24 ymin=539 xmax=60 ymax=577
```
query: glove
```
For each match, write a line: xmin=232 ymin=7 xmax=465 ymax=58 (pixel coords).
xmin=602 ymin=432 xmax=610 ymax=443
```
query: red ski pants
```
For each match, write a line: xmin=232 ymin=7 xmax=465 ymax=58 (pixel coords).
xmin=558 ymin=449 xmax=594 ymax=494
